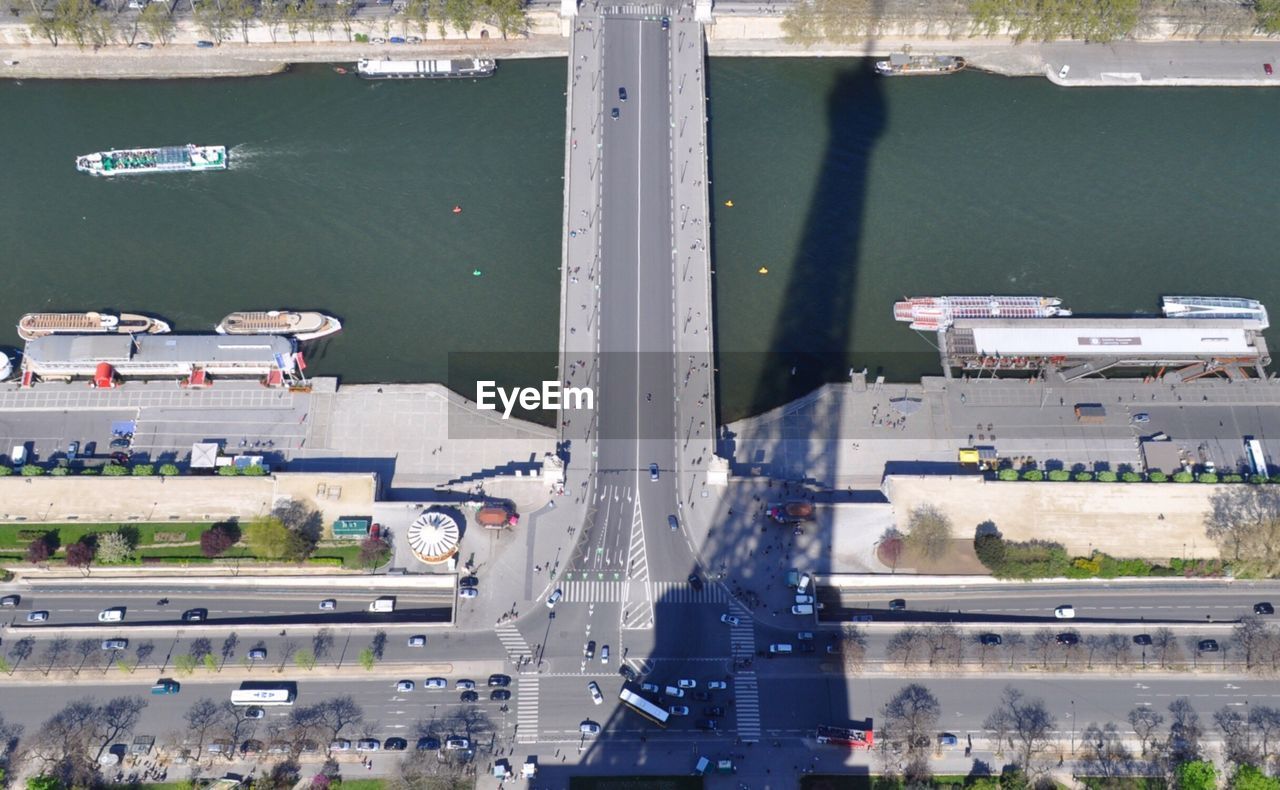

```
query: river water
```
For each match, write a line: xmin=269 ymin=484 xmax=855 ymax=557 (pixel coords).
xmin=2 ymin=59 xmax=1278 ymax=422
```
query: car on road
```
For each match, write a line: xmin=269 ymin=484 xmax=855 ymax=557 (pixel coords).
xmin=704 ymin=705 xmax=724 ymax=716
xmin=668 ymin=514 xmax=679 ymax=531
xmin=707 ymin=680 xmax=727 ymax=690
xmin=1132 ymin=413 xmax=1150 ymax=423
xmin=584 ymin=640 xmax=596 ymax=660
xmin=938 ymin=733 xmax=959 ymax=746
xmin=588 ymin=681 xmax=603 ymax=704
xmin=460 ymin=576 xmax=479 ymax=588
xmin=490 ymin=689 xmax=511 ymax=701
xmin=688 ymin=573 xmax=703 ymax=592
xmin=396 ymin=680 xmax=415 ymax=692
xmin=151 ymin=679 xmax=180 ymax=695
xmin=244 ymin=707 xmax=265 ymax=720
xmin=196 ymin=40 xmax=214 ymax=47
xmin=1255 ymin=602 xmax=1274 ymax=615
xmin=329 ymin=740 xmax=352 ymax=752
xmin=797 ymin=631 xmax=813 ymax=641
xmin=27 ymin=611 xmax=48 ymax=622
xmin=669 ymin=705 xmax=689 ymax=716
xmin=1055 ymin=633 xmax=1080 ymax=646
xmin=798 ymin=643 xmax=815 ymax=653
xmin=888 ymin=598 xmax=906 ymax=611
xmin=416 ymin=737 xmax=441 ymax=751
xmin=460 ymin=690 xmax=479 ymax=703
xmin=611 ymin=107 xmax=620 ymax=121
xmin=1198 ymin=639 xmax=1220 ymax=652
xmin=794 ymin=595 xmax=814 ymax=605
xmin=1054 ymin=605 xmax=1076 ymax=619
xmin=580 ymin=721 xmax=600 ymax=735
xmin=1266 ymin=63 xmax=1274 ymax=76
xmin=697 ymin=718 xmax=718 ymax=730
xmin=319 ymin=599 xmax=336 ymax=610
xmin=660 ymin=15 xmax=668 ymax=29
xmin=693 ymin=690 xmax=711 ymax=701
xmin=444 ymin=736 xmax=471 ymax=750
xmin=459 ymin=587 xmax=478 ymax=599
xmin=247 ymin=648 xmax=267 ymax=660
xmin=649 ymin=463 xmax=659 ymax=480
xmin=389 ymin=36 xmax=406 ymax=43
xmin=67 ymin=441 xmax=79 ymax=460
xmin=619 ymin=664 xmax=637 ymax=681
xmin=488 ymin=674 xmax=511 ymax=687
xmin=618 ymin=87 xmax=627 ymax=102
xmin=546 ymin=589 xmax=563 ymax=608
xmin=720 ymin=613 xmax=740 ymax=626
xmin=600 ymin=644 xmax=609 ymax=663
xmin=408 ymin=635 xmax=427 ymax=647
xmin=101 ymin=639 xmax=128 ymax=651
xmin=677 ymin=679 xmax=697 ymax=689
xmin=425 ymin=677 xmax=447 ymax=689
xmin=356 ymin=739 xmax=380 ymax=752
xmin=641 ymin=682 xmax=660 ymax=694
xmin=384 ymin=737 xmax=408 ymax=751
xmin=371 ymin=36 xmax=386 ymax=43
xmin=1134 ymin=634 xmax=1153 ymax=646
xmin=135 ymin=41 xmax=153 ymax=49
xmin=456 ymin=679 xmax=475 ymax=690
xmin=1058 ymin=64 xmax=1070 ymax=79
xmin=0 ymin=595 xmax=18 ymax=606
xmin=979 ymin=633 xmax=1002 ymax=646
xmin=665 ymin=686 xmax=685 ymax=698
xmin=182 ymin=608 xmax=207 ymax=622
xmin=98 ymin=607 xmax=125 ymax=622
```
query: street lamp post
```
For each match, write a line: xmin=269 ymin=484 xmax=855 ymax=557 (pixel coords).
xmin=1070 ymin=699 xmax=1076 ymax=755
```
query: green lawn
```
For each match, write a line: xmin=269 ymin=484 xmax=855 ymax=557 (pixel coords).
xmin=0 ymin=522 xmax=208 ymax=550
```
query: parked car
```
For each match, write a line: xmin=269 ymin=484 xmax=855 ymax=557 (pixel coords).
xmin=455 ymin=679 xmax=476 ymax=690
xmin=388 ymin=36 xmax=406 ymax=43
xmin=668 ymin=705 xmax=689 ymax=716
xmin=704 ymin=706 xmax=724 ymax=716
xmin=408 ymin=635 xmax=427 ymax=647
xmin=195 ymin=40 xmax=214 ymax=47
xmin=979 ymin=633 xmax=1002 ymax=646
xmin=640 ymin=682 xmax=660 ymax=694
xmin=240 ymin=739 xmax=264 ymax=754
xmin=490 ymin=689 xmax=511 ymax=701
xmin=588 ymin=681 xmax=603 ymax=704
xmin=101 ymin=639 xmax=128 ymax=651
xmin=460 ymin=576 xmax=479 ymax=587
xmin=1198 ymin=639 xmax=1220 ymax=652
xmin=416 ymin=736 xmax=441 ymax=751
xmin=693 ymin=690 xmax=711 ymax=702
xmin=444 ymin=736 xmax=471 ymax=750
xmin=243 ymin=707 xmax=265 ymax=720
xmin=1133 ymin=634 xmax=1153 ymax=646
xmin=619 ymin=664 xmax=638 ymax=681
xmin=697 ymin=719 xmax=718 ymax=730
xmin=384 ymin=738 xmax=408 ymax=751
xmin=1056 ymin=633 xmax=1080 ymax=646
xmin=248 ymin=648 xmax=267 ymax=660
xmin=677 ymin=679 xmax=696 ymax=689
xmin=329 ymin=740 xmax=352 ymax=752
xmin=1132 ymin=413 xmax=1150 ymax=423
xmin=938 ymin=733 xmax=959 ymax=746
xmin=458 ymin=588 xmax=478 ymax=598
xmin=356 ymin=739 xmax=380 ymax=752
xmin=135 ymin=41 xmax=153 ymax=49
xmin=425 ymin=677 xmax=447 ymax=689
xmin=720 ymin=613 xmax=740 ymax=626
xmin=460 ymin=690 xmax=479 ymax=703
xmin=488 ymin=674 xmax=511 ymax=687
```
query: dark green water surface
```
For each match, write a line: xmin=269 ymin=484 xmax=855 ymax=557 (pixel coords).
xmin=3 ymin=59 xmax=1279 ymax=421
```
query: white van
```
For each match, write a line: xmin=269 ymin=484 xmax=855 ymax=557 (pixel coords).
xmin=9 ymin=444 xmax=26 ymax=466
xmin=98 ymin=608 xmax=125 ymax=622
xmin=769 ymin=643 xmax=793 ymax=654
xmin=664 ymin=686 xmax=685 ymax=698
xmin=797 ymin=573 xmax=811 ymax=593
xmin=694 ymin=756 xmax=710 ymax=776
xmin=368 ymin=597 xmax=396 ymax=613
xmin=791 ymin=604 xmax=814 ymax=615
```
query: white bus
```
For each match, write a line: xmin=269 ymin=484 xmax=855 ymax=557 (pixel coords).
xmin=618 ymin=687 xmax=669 ymax=727
xmin=1247 ymin=439 xmax=1269 ymax=478
xmin=230 ymin=685 xmax=295 ymax=706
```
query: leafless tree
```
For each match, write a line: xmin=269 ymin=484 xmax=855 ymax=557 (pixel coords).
xmin=0 ymin=712 xmax=24 ymax=782
xmin=184 ymin=697 xmax=222 ymax=759
xmin=1204 ymin=486 xmax=1280 ymax=576
xmin=41 ymin=637 xmax=71 ymax=676
xmin=879 ymin=683 xmax=941 ymax=779
xmin=1249 ymin=705 xmax=1280 ymax=771
xmin=189 ymin=637 xmax=214 ymax=662
xmin=923 ymin=623 xmax=965 ymax=667
xmin=1083 ymin=634 xmax=1105 ymax=668
xmin=1168 ymin=697 xmax=1202 ymax=763
xmin=984 ymin=686 xmax=1057 ymax=779
xmin=1232 ymin=615 xmax=1272 ymax=671
xmin=1080 ymin=721 xmax=1133 ymax=781
xmin=389 ymin=747 xmax=469 ymax=790
xmin=886 ymin=626 xmax=926 ymax=667
xmin=839 ymin=624 xmax=867 ymax=673
xmin=1030 ymin=631 xmax=1056 ymax=666
xmin=1101 ymin=633 xmax=1132 ymax=669
xmin=371 ymin=630 xmax=388 ymax=660
xmin=26 ymin=698 xmax=100 ymax=787
xmin=73 ymin=638 xmax=100 ymax=675
xmin=1152 ymin=628 xmax=1182 ymax=669
xmin=1215 ymin=706 xmax=1259 ymax=768
xmin=220 ymin=632 xmax=240 ymax=669
xmin=1128 ymin=706 xmax=1164 ymax=756
xmin=277 ymin=639 xmax=300 ymax=672
xmin=313 ymin=628 xmax=335 ymax=663
xmin=320 ymin=695 xmax=364 ymax=742
xmin=1002 ymin=631 xmax=1026 ymax=670
xmin=7 ymin=636 xmax=35 ymax=673
xmin=1059 ymin=632 xmax=1083 ymax=668
xmin=133 ymin=641 xmax=155 ymax=673
xmin=91 ymin=695 xmax=147 ymax=763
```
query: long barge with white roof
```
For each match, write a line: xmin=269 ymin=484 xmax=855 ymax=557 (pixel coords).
xmin=21 ymin=334 xmax=302 ymax=387
xmin=356 ymin=58 xmax=496 ymax=79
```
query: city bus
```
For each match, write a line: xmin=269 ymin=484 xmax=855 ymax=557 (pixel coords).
xmin=816 ymin=724 xmax=874 ymax=749
xmin=618 ymin=687 xmax=669 ymax=727
xmin=230 ymin=684 xmax=296 ymax=706
xmin=1247 ymin=438 xmax=1269 ymax=478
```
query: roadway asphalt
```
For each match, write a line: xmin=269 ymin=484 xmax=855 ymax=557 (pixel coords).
xmin=818 ymin=581 xmax=1280 ymax=624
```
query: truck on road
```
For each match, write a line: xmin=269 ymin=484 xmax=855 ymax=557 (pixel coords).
xmin=368 ymin=597 xmax=396 ymax=613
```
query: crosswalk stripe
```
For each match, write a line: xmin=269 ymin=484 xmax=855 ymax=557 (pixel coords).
xmin=516 ymin=677 xmax=540 ymax=744
xmin=560 ymin=580 xmax=729 ymax=604
xmin=733 ymin=671 xmax=762 ymax=741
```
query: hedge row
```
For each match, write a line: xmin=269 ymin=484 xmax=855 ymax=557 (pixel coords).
xmin=998 ymin=468 xmax=1264 ymax=484
xmin=973 ymin=535 xmax=1223 ymax=580
xmin=0 ymin=463 xmax=264 ymax=478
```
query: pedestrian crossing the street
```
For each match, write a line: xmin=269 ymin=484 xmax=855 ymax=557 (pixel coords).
xmin=515 ymin=677 xmax=540 ymax=744
xmin=728 ymin=605 xmax=755 ymax=660
xmin=495 ymin=622 xmax=531 ymax=662
xmin=733 ymin=671 xmax=762 ymax=742
xmin=559 ymin=579 xmax=729 ymax=604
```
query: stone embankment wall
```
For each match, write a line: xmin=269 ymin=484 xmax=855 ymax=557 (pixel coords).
xmin=884 ymin=474 xmax=1219 ymax=561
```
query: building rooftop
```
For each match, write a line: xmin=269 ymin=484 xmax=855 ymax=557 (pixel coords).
xmin=953 ymin=318 xmax=1262 ymax=358
xmin=26 ymin=334 xmax=296 ymax=366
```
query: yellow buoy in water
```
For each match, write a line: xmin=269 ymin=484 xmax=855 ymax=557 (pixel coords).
xmin=757 ymin=266 xmax=769 ymax=275
xmin=725 ymin=200 xmax=734 ymax=207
